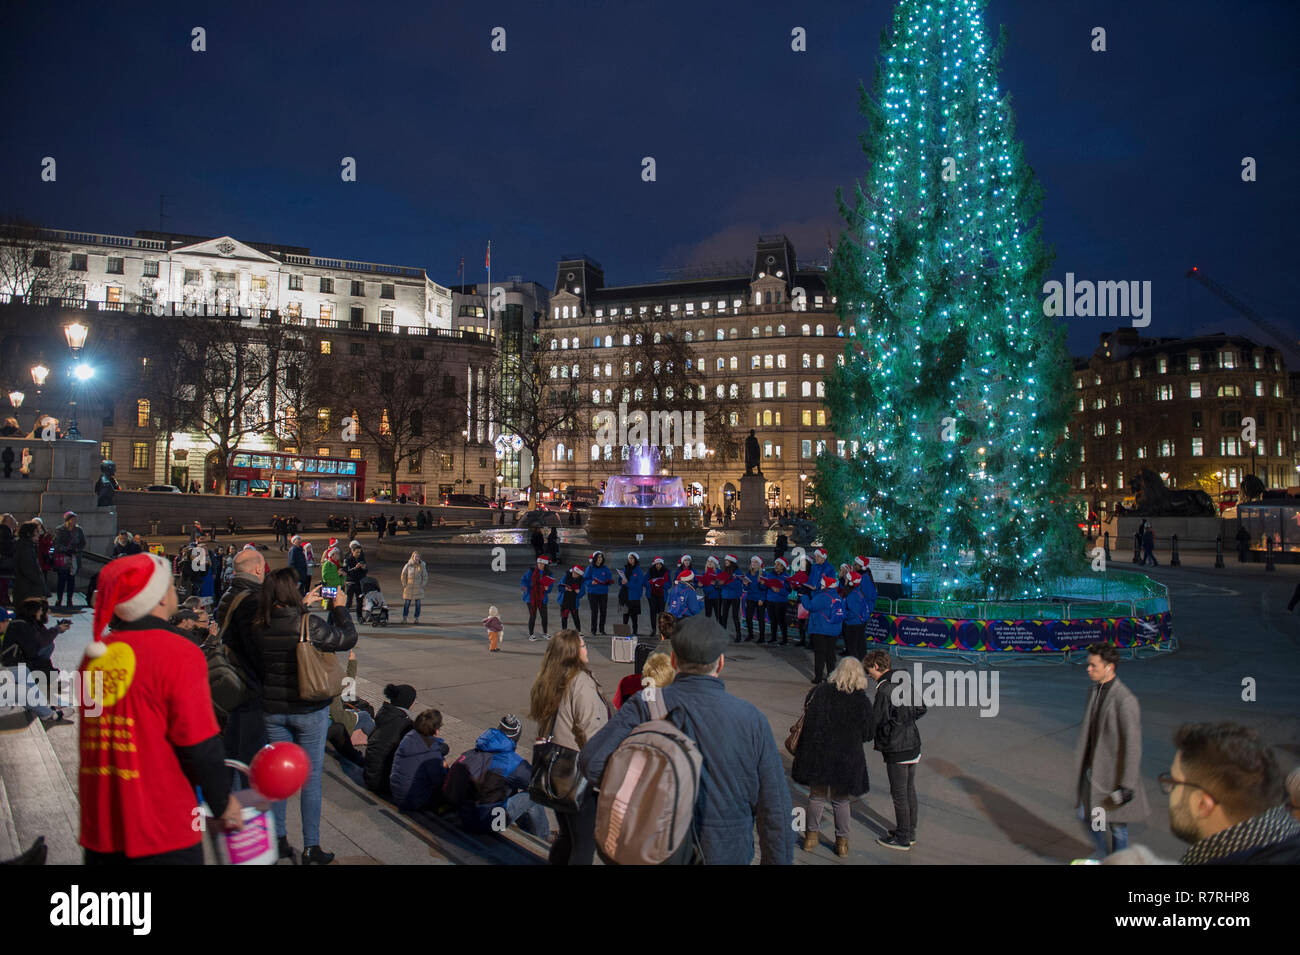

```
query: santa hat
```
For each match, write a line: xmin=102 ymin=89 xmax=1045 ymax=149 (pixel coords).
xmin=652 ymin=556 xmax=665 ymax=565
xmin=853 ymin=555 xmax=870 ymax=571
xmin=536 ymin=556 xmax=550 ymax=565
xmin=847 ymin=571 xmax=863 ymax=586
xmin=677 ymin=570 xmax=695 ymax=585
xmin=723 ymin=554 xmax=739 ymax=565
xmin=328 ymin=537 xmax=339 ymax=548
xmin=590 ymin=550 xmax=603 ymax=562
xmin=774 ymin=557 xmax=789 ymax=570
xmin=750 ymin=555 xmax=763 ymax=566
xmin=88 ymin=553 xmax=172 ymax=658
xmin=813 ymin=547 xmax=827 ymax=560
xmin=571 ymin=565 xmax=585 ymax=575
xmin=627 ymin=552 xmax=639 ymax=562
xmin=291 ymin=534 xmax=301 ymax=544
xmin=678 ymin=554 xmax=692 ymax=565
xmin=243 ymin=543 xmax=258 ymax=551
xmin=705 ymin=555 xmax=719 ymax=566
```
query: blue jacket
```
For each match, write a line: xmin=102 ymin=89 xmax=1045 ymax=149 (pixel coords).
xmin=742 ymin=569 xmax=768 ymax=602
xmin=444 ymin=729 xmax=530 ymax=833
xmin=520 ymin=568 xmax=556 ymax=606
xmin=843 ymin=586 xmax=873 ymax=626
xmin=618 ymin=564 xmax=647 ymax=601
xmin=808 ymin=559 xmax=834 ymax=589
xmin=800 ymin=587 xmax=845 ymax=636
xmin=718 ymin=566 xmax=743 ymax=600
xmin=583 ymin=563 xmax=613 ymax=596
xmin=580 ymin=674 xmax=794 ymax=865
xmin=389 ymin=730 xmax=449 ymax=810
xmin=666 ymin=580 xmax=702 ymax=618
xmin=761 ymin=570 xmax=791 ymax=602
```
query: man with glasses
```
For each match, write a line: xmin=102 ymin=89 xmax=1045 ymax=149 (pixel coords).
xmin=1072 ymin=643 xmax=1149 ymax=858
xmin=1160 ymin=722 xmax=1300 ymax=864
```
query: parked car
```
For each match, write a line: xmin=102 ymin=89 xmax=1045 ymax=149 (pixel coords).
xmin=142 ymin=484 xmax=184 ymax=493
xmin=441 ymin=493 xmax=494 ymax=507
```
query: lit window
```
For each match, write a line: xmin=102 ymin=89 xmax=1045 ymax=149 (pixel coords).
xmin=752 ymin=355 xmax=761 ymax=370
xmin=1191 ymin=437 xmax=1204 ymax=457
xmin=1188 ymin=354 xmax=1200 ymax=371
xmin=816 ymin=410 xmax=827 ymax=426
xmin=1156 ymin=384 xmax=1173 ymax=401
xmin=320 ymin=340 xmax=332 ymax=355
xmin=1189 ymin=381 xmax=1200 ymax=398
xmin=318 ymin=447 xmax=330 ymax=456
xmin=777 ymin=354 xmax=786 ymax=369
xmin=764 ymin=355 xmax=774 ymax=370
xmin=802 ymin=353 xmax=811 ymax=368
xmin=317 ymin=407 xmax=331 ymax=430
xmin=802 ymin=381 xmax=811 ymax=397
xmin=816 ymin=354 xmax=825 ymax=369
xmin=1115 ymin=445 xmax=1123 ymax=460
xmin=136 ymin=398 xmax=150 ymax=427
xmin=730 ymin=356 xmax=738 ymax=371
xmin=350 ymin=448 xmax=362 ymax=460
xmin=1159 ymin=439 xmax=1174 ymax=457
xmin=1157 ymin=357 xmax=1167 ymax=373
xmin=1255 ymin=380 xmax=1264 ymax=397
xmin=815 ymin=382 xmax=824 ymax=398
xmin=1219 ymin=351 xmax=1236 ymax=369
xmin=99 ymin=441 xmax=111 ymax=460
xmin=131 ymin=441 xmax=149 ymax=469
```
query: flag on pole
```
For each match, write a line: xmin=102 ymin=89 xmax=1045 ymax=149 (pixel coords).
xmin=485 ymin=241 xmax=491 ymax=269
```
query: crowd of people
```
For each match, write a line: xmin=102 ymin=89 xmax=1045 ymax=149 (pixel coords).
xmin=3 ymin=509 xmax=1297 ymax=870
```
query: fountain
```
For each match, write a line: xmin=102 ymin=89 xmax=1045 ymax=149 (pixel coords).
xmin=584 ymin=445 xmax=706 ymax=544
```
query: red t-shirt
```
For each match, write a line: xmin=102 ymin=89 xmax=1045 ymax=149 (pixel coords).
xmin=78 ymin=624 xmax=220 ymax=857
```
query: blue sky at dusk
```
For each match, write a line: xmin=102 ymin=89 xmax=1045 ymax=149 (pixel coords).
xmin=1 ymin=0 xmax=1295 ymax=357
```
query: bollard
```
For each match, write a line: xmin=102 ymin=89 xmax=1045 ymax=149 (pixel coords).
xmin=1266 ymin=537 xmax=1276 ymax=572
xmin=1214 ymin=535 xmax=1225 ymax=569
xmin=1170 ymin=534 xmax=1180 ymax=567
xmin=1103 ymin=530 xmax=1111 ymax=563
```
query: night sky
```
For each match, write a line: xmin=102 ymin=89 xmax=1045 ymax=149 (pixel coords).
xmin=1 ymin=0 xmax=1295 ymax=358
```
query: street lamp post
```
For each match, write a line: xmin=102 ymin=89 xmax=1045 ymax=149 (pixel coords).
xmin=799 ymin=472 xmax=807 ymax=512
xmin=30 ymin=362 xmax=49 ymax=431
xmin=63 ymin=322 xmax=90 ymax=439
xmin=461 ymin=429 xmax=469 ymax=491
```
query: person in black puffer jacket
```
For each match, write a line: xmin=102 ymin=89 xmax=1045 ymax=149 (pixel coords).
xmin=245 ymin=568 xmax=357 ymax=866
xmin=864 ymin=650 xmax=926 ymax=853
xmin=791 ymin=656 xmax=873 ymax=858
xmin=363 ymin=683 xmax=416 ymax=797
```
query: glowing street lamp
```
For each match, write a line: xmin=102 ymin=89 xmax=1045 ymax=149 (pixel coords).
xmin=61 ymin=322 xmax=91 ymax=439
xmin=30 ymin=363 xmax=49 ymax=388
xmin=63 ymin=321 xmax=89 ymax=353
xmin=8 ymin=390 xmax=23 ymax=408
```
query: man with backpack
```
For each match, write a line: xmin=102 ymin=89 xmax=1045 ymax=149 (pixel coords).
xmin=441 ymin=715 xmax=549 ymax=838
xmin=213 ymin=549 xmax=267 ymax=770
xmin=580 ymin=613 xmax=794 ymax=865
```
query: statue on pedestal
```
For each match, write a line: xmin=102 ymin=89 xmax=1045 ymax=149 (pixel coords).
xmin=744 ymin=429 xmax=762 ymax=476
xmin=95 ymin=459 xmax=120 ymax=507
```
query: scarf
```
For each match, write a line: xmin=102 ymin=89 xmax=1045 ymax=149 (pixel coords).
xmin=530 ymin=570 xmax=546 ymax=607
xmin=1179 ymin=805 xmax=1300 ymax=865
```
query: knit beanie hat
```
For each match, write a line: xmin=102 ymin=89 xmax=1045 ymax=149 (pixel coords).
xmin=384 ymin=683 xmax=417 ymax=710
xmin=499 ymin=713 xmax=522 ymax=741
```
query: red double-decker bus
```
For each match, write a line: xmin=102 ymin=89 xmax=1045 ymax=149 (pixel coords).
xmin=225 ymin=449 xmax=367 ymax=501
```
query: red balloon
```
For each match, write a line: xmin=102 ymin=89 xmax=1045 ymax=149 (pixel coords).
xmin=249 ymin=742 xmax=310 ymax=800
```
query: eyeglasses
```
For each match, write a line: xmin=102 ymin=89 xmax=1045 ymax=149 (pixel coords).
xmin=1158 ymin=772 xmax=1216 ymax=801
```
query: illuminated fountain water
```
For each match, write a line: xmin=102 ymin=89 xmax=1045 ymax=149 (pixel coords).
xmin=584 ymin=445 xmax=705 ymax=544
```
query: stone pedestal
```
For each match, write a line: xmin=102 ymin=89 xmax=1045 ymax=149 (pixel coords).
xmin=0 ymin=438 xmax=115 ymax=556
xmin=737 ymin=472 xmax=768 ymax=529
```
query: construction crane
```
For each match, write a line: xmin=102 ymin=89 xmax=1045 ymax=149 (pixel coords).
xmin=1186 ymin=266 xmax=1300 ymax=365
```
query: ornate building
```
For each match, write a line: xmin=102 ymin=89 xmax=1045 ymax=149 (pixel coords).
xmin=539 ymin=235 xmax=848 ymax=514
xmin=1070 ymin=327 xmax=1299 ymax=516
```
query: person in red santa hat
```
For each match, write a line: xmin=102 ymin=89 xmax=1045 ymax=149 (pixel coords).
xmin=78 ymin=553 xmax=242 ymax=864
xmin=521 ymin=556 xmax=556 ymax=641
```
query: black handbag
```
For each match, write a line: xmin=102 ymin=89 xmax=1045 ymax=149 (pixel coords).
xmin=528 ymin=716 xmax=590 ymax=813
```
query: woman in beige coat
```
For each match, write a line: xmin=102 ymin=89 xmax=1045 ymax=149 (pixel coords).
xmin=528 ymin=629 xmax=609 ymax=865
xmin=400 ymin=551 xmax=428 ymax=624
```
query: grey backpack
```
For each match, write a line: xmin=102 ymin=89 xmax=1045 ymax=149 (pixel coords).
xmin=594 ymin=689 xmax=703 ymax=865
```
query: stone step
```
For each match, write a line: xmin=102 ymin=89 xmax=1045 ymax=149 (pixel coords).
xmin=0 ymin=707 xmax=82 ymax=864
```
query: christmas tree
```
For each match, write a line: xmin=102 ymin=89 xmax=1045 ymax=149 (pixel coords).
xmin=815 ymin=0 xmax=1081 ymax=600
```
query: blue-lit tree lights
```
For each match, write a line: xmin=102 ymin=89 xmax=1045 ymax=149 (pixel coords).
xmin=815 ymin=0 xmax=1081 ymax=599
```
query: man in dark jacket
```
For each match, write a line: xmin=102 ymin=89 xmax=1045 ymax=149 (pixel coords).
xmin=865 ymin=650 xmax=926 ymax=851
xmin=442 ymin=715 xmax=548 ymax=837
xmin=288 ymin=535 xmax=309 ymax=595
xmin=363 ymin=683 xmax=416 ymax=796
xmin=581 ymin=614 xmax=794 ymax=864
xmin=1166 ymin=721 xmax=1300 ymax=865
xmin=343 ymin=541 xmax=367 ymax=613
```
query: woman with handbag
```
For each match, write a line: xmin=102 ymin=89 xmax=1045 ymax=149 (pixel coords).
xmin=528 ymin=629 xmax=609 ymax=865
xmin=790 ymin=656 xmax=872 ymax=857
xmin=246 ymin=567 xmax=358 ymax=865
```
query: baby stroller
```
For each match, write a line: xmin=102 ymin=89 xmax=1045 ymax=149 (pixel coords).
xmin=358 ymin=577 xmax=390 ymax=627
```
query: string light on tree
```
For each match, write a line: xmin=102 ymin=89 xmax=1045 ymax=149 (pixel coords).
xmin=814 ymin=0 xmax=1080 ymax=600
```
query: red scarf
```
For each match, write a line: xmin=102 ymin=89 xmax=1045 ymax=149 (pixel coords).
xmin=530 ymin=570 xmax=550 ymax=607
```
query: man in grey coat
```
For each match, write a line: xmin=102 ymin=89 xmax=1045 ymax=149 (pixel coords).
xmin=1073 ymin=643 xmax=1150 ymax=857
